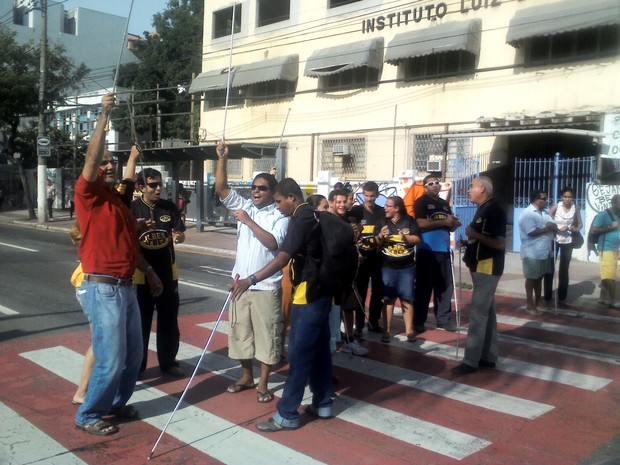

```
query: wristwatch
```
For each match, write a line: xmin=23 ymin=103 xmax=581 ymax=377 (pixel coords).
xmin=249 ymin=274 xmax=258 ymax=286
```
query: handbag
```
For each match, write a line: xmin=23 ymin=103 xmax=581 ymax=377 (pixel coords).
xmin=571 ymin=230 xmax=584 ymax=249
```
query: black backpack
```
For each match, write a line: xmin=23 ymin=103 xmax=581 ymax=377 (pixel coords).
xmin=587 ymin=209 xmax=614 ymax=260
xmin=314 ymin=211 xmax=359 ymax=294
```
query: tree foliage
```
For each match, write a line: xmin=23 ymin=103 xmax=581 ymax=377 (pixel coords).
xmin=114 ymin=0 xmax=204 ymax=143
xmin=0 ymin=28 xmax=89 ymax=169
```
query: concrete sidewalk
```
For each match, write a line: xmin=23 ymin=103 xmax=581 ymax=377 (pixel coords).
xmin=0 ymin=207 xmax=603 ymax=309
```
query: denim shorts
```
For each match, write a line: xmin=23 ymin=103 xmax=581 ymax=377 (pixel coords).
xmin=382 ymin=266 xmax=415 ymax=302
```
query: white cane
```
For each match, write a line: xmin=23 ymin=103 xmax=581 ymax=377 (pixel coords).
xmin=450 ymin=248 xmax=462 ymax=359
xmin=221 ymin=3 xmax=236 ymax=140
xmin=104 ymin=0 xmax=134 ymax=132
xmin=147 ymin=275 xmax=239 ymax=461
xmin=552 ymin=240 xmax=558 ymax=316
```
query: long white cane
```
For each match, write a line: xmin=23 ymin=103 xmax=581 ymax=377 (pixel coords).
xmin=147 ymin=275 xmax=239 ymax=461
xmin=104 ymin=0 xmax=135 ymax=132
xmin=221 ymin=3 xmax=236 ymax=140
xmin=450 ymin=248 xmax=462 ymax=359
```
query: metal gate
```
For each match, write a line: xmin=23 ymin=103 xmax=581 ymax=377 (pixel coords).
xmin=513 ymin=154 xmax=596 ymax=251
xmin=450 ymin=154 xmax=481 ymax=243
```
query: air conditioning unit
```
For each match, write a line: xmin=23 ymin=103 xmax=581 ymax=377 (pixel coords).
xmin=333 ymin=144 xmax=352 ymax=156
xmin=427 ymin=160 xmax=442 ymax=172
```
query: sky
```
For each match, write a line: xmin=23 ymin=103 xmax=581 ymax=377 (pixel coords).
xmin=58 ymin=0 xmax=170 ymax=36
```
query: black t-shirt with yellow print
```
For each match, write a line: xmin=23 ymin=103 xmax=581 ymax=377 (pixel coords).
xmin=280 ymin=203 xmax=326 ymax=304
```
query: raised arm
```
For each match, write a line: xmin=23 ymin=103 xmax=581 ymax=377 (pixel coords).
xmin=123 ymin=144 xmax=141 ymax=181
xmin=83 ymin=93 xmax=115 ymax=182
xmin=214 ymin=140 xmax=231 ymax=199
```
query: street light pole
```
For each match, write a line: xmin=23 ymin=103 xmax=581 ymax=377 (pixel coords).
xmin=37 ymin=0 xmax=48 ymax=223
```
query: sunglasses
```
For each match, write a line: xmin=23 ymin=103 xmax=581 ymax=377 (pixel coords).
xmin=537 ymin=196 xmax=548 ymax=201
xmin=147 ymin=182 xmax=162 ymax=189
xmin=251 ymin=185 xmax=270 ymax=192
xmin=100 ymin=159 xmax=116 ymax=166
xmin=425 ymin=181 xmax=440 ymax=187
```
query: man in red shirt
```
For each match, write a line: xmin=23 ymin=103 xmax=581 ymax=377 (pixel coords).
xmin=74 ymin=93 xmax=162 ymax=436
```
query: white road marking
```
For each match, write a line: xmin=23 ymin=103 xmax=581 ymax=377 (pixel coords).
xmin=20 ymin=347 xmax=325 ymax=465
xmin=0 ymin=242 xmax=38 ymax=252
xmin=0 ymin=305 xmax=19 ymax=316
xmin=371 ymin=337 xmax=613 ymax=391
xmin=201 ymin=321 xmax=552 ymax=420
xmin=178 ymin=279 xmax=230 ymax=295
xmin=171 ymin=328 xmax=492 ymax=460
xmin=0 ymin=401 xmax=86 ymax=465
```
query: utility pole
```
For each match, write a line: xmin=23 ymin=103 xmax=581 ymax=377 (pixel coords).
xmin=37 ymin=0 xmax=49 ymax=223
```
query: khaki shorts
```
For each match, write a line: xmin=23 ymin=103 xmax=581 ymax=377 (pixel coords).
xmin=228 ymin=289 xmax=283 ymax=365
xmin=600 ymin=251 xmax=618 ymax=281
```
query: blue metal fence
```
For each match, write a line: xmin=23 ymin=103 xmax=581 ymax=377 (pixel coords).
xmin=512 ymin=155 xmax=596 ymax=252
xmin=450 ymin=155 xmax=480 ymax=243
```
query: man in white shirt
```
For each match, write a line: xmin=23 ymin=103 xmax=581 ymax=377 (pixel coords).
xmin=215 ymin=141 xmax=289 ymax=403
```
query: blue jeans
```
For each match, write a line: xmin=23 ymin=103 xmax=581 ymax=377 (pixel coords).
xmin=273 ymin=295 xmax=333 ymax=427
xmin=76 ymin=280 xmax=143 ymax=426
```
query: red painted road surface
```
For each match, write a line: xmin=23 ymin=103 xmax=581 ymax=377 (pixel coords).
xmin=2 ymin=293 xmax=619 ymax=465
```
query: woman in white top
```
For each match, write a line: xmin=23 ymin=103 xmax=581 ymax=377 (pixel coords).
xmin=544 ymin=187 xmax=583 ymax=305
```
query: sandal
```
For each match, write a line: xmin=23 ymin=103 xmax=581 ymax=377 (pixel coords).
xmin=380 ymin=332 xmax=391 ymax=343
xmin=109 ymin=404 xmax=139 ymax=419
xmin=76 ymin=419 xmax=119 ymax=436
xmin=406 ymin=332 xmax=416 ymax=342
xmin=257 ymin=391 xmax=274 ymax=403
xmin=227 ymin=383 xmax=256 ymax=393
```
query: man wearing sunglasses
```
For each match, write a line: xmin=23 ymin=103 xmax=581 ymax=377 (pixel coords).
xmin=413 ymin=174 xmax=461 ymax=333
xmin=215 ymin=140 xmax=289 ymax=404
xmin=518 ymin=190 xmax=557 ymax=314
xmin=73 ymin=93 xmax=162 ymax=436
xmin=131 ymin=168 xmax=186 ymax=378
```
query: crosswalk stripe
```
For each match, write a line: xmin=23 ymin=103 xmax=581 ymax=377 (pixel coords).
xmin=497 ymin=314 xmax=620 ymax=343
xmin=198 ymin=321 xmax=551 ymax=419
xmin=0 ymin=401 xmax=86 ymax=465
xmin=19 ymin=347 xmax=326 ymax=465
xmin=363 ymin=336 xmax=613 ymax=391
xmin=169 ymin=331 xmax=492 ymax=460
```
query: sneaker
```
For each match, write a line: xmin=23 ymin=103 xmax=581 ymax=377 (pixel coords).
xmin=526 ymin=307 xmax=541 ymax=315
xmin=436 ymin=324 xmax=457 ymax=332
xmin=304 ymin=404 xmax=333 ymax=419
xmin=451 ymin=363 xmax=478 ymax=375
xmin=343 ymin=340 xmax=369 ymax=356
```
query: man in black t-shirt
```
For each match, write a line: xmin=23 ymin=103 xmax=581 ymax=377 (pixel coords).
xmin=452 ymin=176 xmax=506 ymax=375
xmin=232 ymin=178 xmax=335 ymax=432
xmin=131 ymin=168 xmax=186 ymax=378
xmin=350 ymin=181 xmax=385 ymax=334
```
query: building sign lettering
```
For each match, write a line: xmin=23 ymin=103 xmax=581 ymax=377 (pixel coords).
xmin=362 ymin=0 xmax=501 ymax=33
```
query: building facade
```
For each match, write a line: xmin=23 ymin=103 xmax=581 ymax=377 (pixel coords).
xmin=191 ymin=0 xmax=620 ymax=221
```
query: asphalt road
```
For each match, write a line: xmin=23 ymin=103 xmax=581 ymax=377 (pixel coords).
xmin=0 ymin=223 xmax=234 ymax=342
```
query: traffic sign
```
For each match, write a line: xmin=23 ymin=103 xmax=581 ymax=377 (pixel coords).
xmin=37 ymin=136 xmax=51 ymax=157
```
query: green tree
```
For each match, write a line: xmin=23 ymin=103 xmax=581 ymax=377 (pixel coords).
xmin=114 ymin=0 xmax=203 ymax=144
xmin=0 ymin=28 xmax=89 ymax=217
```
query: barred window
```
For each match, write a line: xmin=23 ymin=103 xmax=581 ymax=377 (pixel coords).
xmin=320 ymin=138 xmax=366 ymax=180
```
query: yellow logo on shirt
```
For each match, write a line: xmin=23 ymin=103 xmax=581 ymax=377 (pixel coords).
xmin=139 ymin=229 xmax=170 ymax=249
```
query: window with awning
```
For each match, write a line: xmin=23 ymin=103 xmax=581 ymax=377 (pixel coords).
xmin=190 ymin=56 xmax=299 ymax=107
xmin=385 ymin=19 xmax=481 ymax=82
xmin=506 ymin=0 xmax=620 ymax=67
xmin=305 ymin=37 xmax=384 ymax=91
